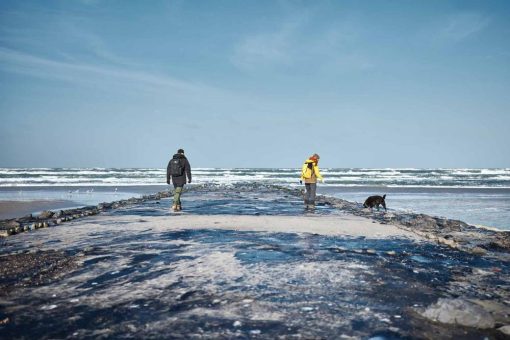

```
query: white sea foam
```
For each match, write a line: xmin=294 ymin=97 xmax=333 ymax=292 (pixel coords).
xmin=0 ymin=168 xmax=509 ymax=188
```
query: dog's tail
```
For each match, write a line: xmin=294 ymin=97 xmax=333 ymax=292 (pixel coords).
xmin=382 ymin=194 xmax=386 ymax=199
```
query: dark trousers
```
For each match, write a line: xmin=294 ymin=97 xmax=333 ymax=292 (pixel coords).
xmin=173 ymin=185 xmax=183 ymax=206
xmin=304 ymin=183 xmax=317 ymax=205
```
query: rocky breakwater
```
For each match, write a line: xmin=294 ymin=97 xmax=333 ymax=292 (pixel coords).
xmin=313 ymin=193 xmax=510 ymax=336
xmin=0 ymin=191 xmax=173 ymax=238
xmin=315 ymin=194 xmax=510 ymax=257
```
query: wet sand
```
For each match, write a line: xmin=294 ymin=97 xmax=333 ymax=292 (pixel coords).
xmin=0 ymin=200 xmax=77 ymax=220
xmin=83 ymin=213 xmax=421 ymax=239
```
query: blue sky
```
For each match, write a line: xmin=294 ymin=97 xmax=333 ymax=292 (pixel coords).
xmin=0 ymin=0 xmax=509 ymax=168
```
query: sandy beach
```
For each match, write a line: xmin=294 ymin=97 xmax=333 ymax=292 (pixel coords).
xmin=0 ymin=200 xmax=77 ymax=220
xmin=1 ymin=184 xmax=509 ymax=339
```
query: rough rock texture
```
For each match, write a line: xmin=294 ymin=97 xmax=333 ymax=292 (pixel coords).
xmin=0 ymin=250 xmax=78 ymax=295
xmin=38 ymin=211 xmax=54 ymax=219
xmin=420 ymin=298 xmax=495 ymax=329
xmin=315 ymin=194 xmax=510 ymax=256
xmin=498 ymin=325 xmax=510 ymax=335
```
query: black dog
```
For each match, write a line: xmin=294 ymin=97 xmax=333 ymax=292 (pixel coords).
xmin=363 ymin=194 xmax=387 ymax=211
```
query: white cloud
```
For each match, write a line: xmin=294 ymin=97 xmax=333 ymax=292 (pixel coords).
xmin=229 ymin=9 xmax=374 ymax=74
xmin=0 ymin=47 xmax=206 ymax=95
xmin=230 ymin=13 xmax=309 ymax=70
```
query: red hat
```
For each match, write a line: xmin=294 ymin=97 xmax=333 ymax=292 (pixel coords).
xmin=309 ymin=154 xmax=320 ymax=163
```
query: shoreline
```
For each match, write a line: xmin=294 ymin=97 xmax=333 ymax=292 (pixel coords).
xmin=0 ymin=183 xmax=508 ymax=257
xmin=1 ymin=183 xmax=509 ymax=231
xmin=0 ymin=200 xmax=79 ymax=220
xmin=1 ymin=183 xmax=509 ymax=338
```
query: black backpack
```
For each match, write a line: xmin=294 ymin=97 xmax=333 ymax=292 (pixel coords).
xmin=169 ymin=158 xmax=184 ymax=176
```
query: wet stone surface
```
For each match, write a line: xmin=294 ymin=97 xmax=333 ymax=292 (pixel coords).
xmin=111 ymin=186 xmax=337 ymax=217
xmin=1 ymin=227 xmax=510 ymax=339
xmin=1 ymin=185 xmax=509 ymax=339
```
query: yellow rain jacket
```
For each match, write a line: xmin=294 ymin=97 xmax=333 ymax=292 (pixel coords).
xmin=300 ymin=160 xmax=323 ymax=184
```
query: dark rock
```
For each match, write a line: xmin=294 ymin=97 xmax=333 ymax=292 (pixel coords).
xmin=38 ymin=211 xmax=54 ymax=219
xmin=5 ymin=220 xmax=21 ymax=228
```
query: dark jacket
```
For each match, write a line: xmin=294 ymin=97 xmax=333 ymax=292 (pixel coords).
xmin=167 ymin=154 xmax=191 ymax=187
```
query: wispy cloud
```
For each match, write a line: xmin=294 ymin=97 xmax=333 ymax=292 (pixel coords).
xmin=0 ymin=47 xmax=204 ymax=95
xmin=427 ymin=12 xmax=491 ymax=43
xmin=441 ymin=12 xmax=490 ymax=41
xmin=230 ymin=15 xmax=306 ymax=70
xmin=230 ymin=10 xmax=374 ymax=74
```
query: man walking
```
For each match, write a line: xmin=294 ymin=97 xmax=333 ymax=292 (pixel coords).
xmin=300 ymin=153 xmax=323 ymax=209
xmin=166 ymin=148 xmax=192 ymax=211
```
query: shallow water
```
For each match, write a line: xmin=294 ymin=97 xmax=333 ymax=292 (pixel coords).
xmin=1 ymin=188 xmax=509 ymax=339
xmin=113 ymin=188 xmax=336 ymax=217
xmin=320 ymin=186 xmax=510 ymax=230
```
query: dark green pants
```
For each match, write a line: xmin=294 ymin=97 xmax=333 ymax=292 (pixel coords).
xmin=173 ymin=186 xmax=183 ymax=206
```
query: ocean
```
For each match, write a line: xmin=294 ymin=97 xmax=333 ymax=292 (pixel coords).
xmin=0 ymin=168 xmax=509 ymax=230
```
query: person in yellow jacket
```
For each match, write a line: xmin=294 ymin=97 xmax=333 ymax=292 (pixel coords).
xmin=300 ymin=153 xmax=323 ymax=209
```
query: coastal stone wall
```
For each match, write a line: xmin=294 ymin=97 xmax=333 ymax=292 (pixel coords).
xmin=1 ymin=184 xmax=509 ymax=259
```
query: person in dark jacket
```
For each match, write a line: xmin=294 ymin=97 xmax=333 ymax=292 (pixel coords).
xmin=166 ymin=148 xmax=192 ymax=211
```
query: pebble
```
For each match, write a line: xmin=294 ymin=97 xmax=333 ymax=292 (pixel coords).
xmin=233 ymin=320 xmax=242 ymax=327
xmin=471 ymin=247 xmax=487 ymax=255
xmin=473 ymin=268 xmax=494 ymax=276
xmin=301 ymin=307 xmax=314 ymax=312
xmin=250 ymin=330 xmax=261 ymax=335
xmin=41 ymin=304 xmax=58 ymax=310
xmin=498 ymin=325 xmax=510 ymax=335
